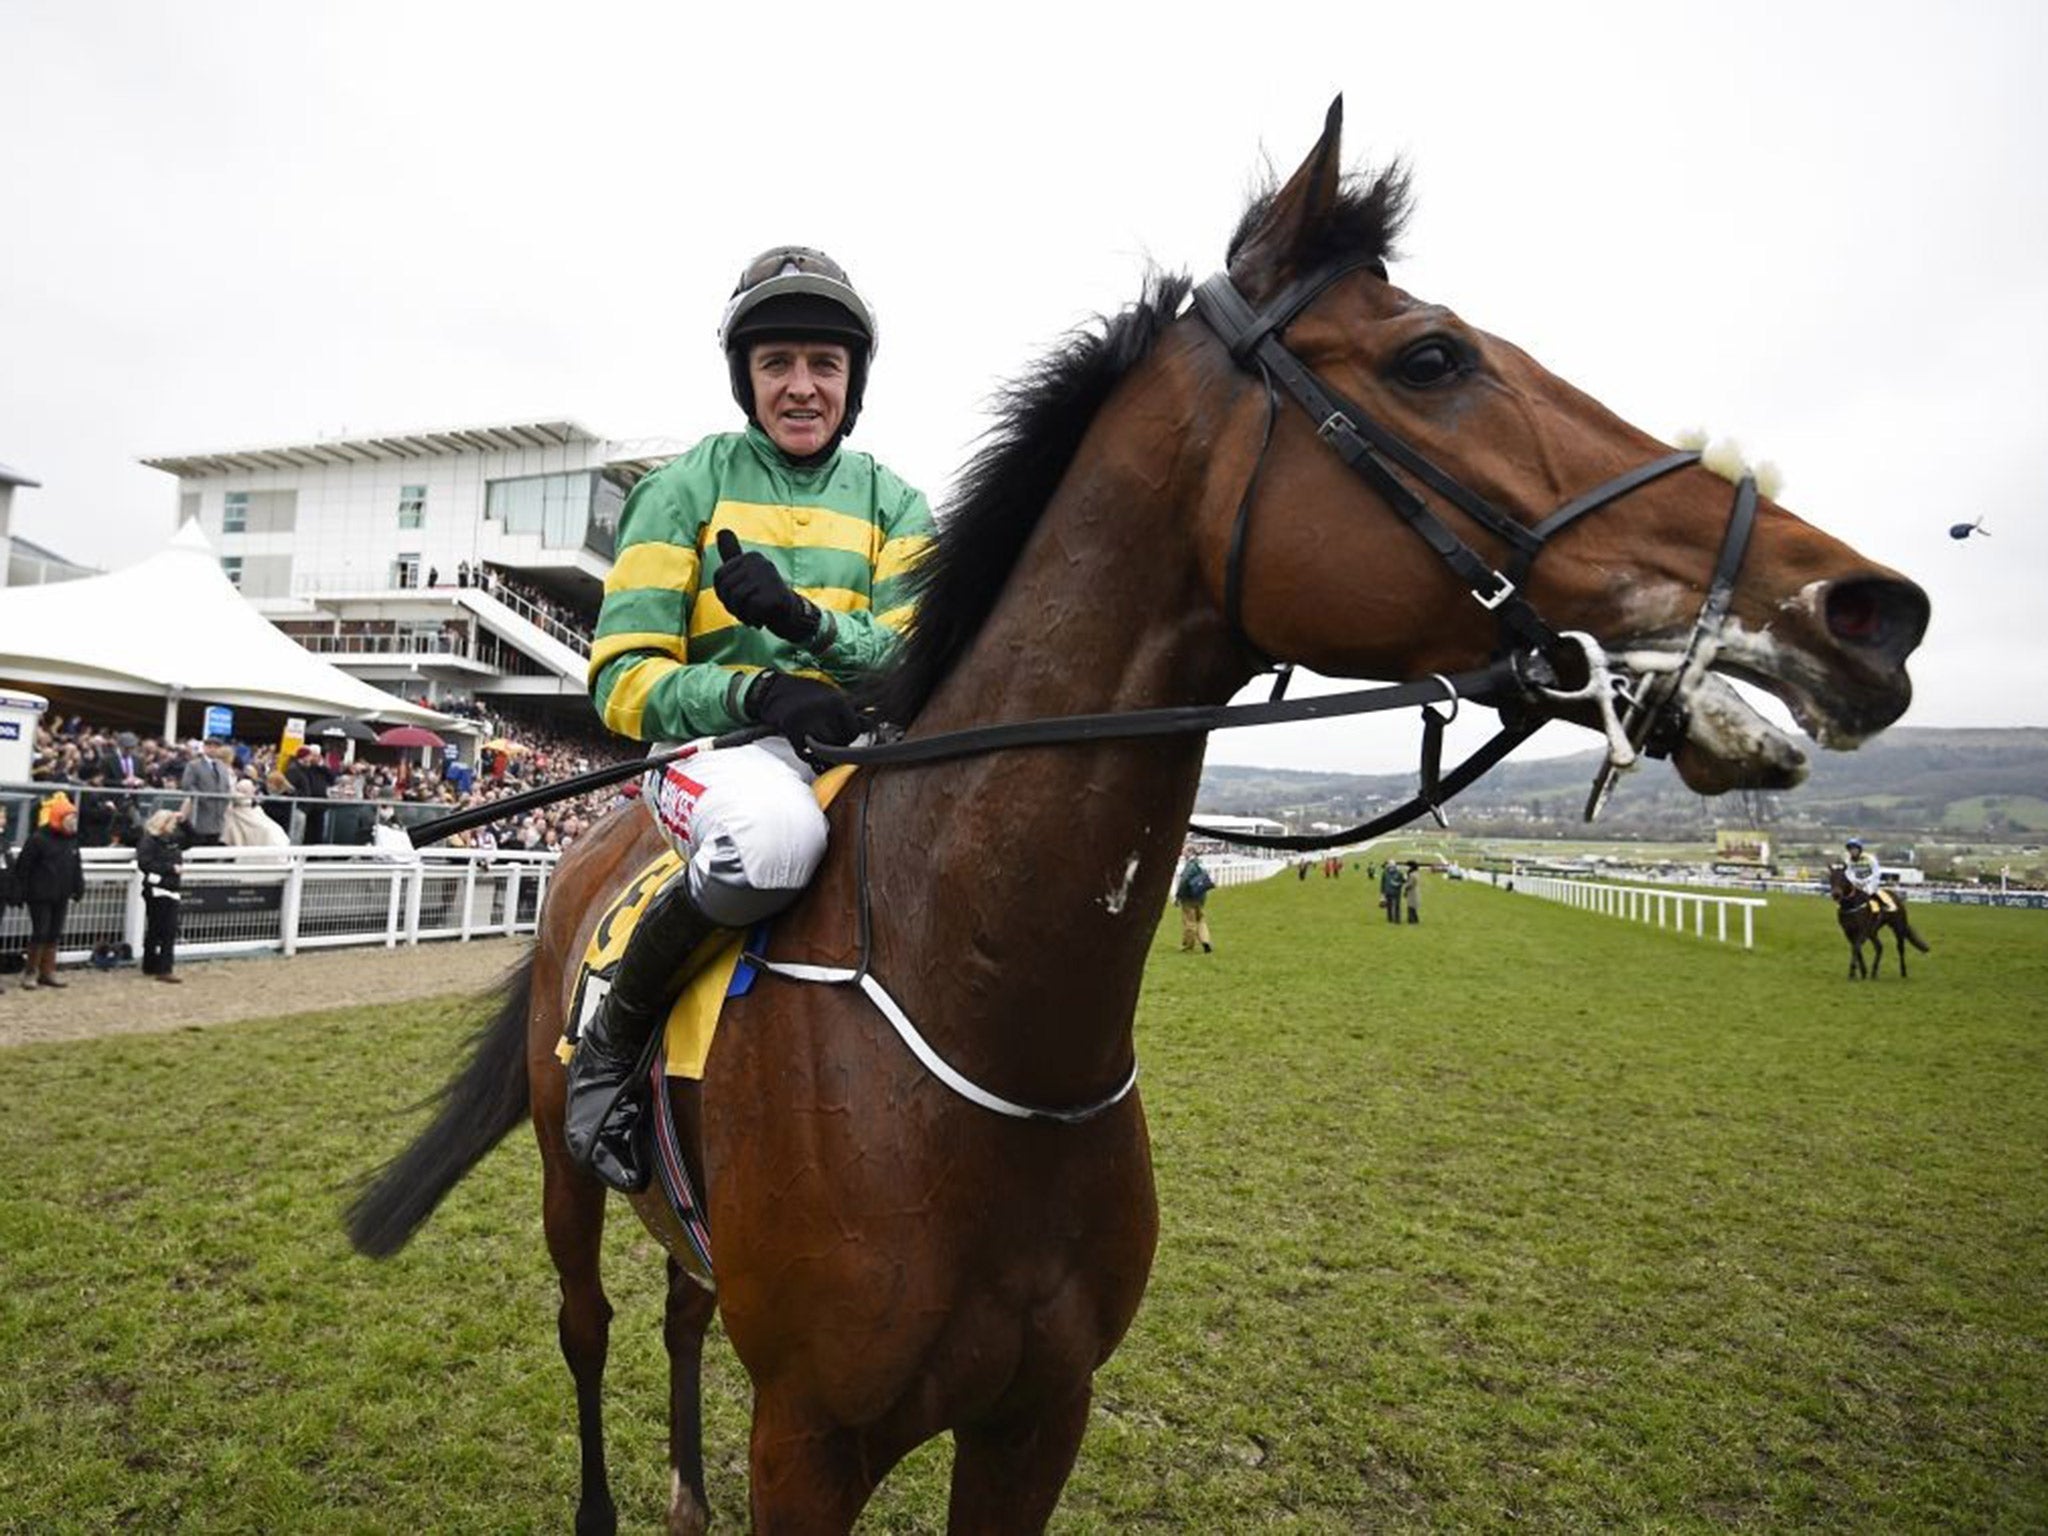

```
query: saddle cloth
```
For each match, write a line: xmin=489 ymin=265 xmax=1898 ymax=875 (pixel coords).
xmin=558 ymin=763 xmax=859 ymax=1080
xmin=557 ymin=763 xmax=858 ymax=1290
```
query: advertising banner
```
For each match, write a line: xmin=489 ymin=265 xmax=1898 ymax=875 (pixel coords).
xmin=1714 ymin=829 xmax=1771 ymax=866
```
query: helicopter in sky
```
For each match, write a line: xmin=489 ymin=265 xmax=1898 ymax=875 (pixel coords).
xmin=1948 ymin=517 xmax=1991 ymax=540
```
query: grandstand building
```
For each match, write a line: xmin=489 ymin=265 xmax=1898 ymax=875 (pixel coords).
xmin=141 ymin=421 xmax=682 ymax=731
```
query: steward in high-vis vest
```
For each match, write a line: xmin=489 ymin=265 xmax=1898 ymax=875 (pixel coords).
xmin=568 ymin=246 xmax=934 ymax=1193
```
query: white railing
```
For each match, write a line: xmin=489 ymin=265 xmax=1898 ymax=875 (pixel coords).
xmin=468 ymin=583 xmax=593 ymax=658
xmin=1207 ymin=855 xmax=1291 ymax=890
xmin=1478 ymin=871 xmax=1765 ymax=948
xmin=6 ymin=845 xmax=559 ymax=966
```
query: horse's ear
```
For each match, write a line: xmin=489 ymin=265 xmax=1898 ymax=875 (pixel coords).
xmin=1231 ymin=95 xmax=1345 ymax=302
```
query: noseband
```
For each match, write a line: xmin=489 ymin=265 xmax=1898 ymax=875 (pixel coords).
xmin=1191 ymin=260 xmax=1759 ymax=816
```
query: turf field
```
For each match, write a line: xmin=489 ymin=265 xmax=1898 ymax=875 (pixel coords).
xmin=3 ymin=872 xmax=2043 ymax=1532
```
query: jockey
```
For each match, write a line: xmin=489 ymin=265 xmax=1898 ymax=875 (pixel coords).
xmin=1843 ymin=837 xmax=1887 ymax=906
xmin=567 ymin=246 xmax=935 ymax=1192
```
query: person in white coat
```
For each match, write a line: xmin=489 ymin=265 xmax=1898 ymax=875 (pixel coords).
xmin=223 ymin=778 xmax=290 ymax=848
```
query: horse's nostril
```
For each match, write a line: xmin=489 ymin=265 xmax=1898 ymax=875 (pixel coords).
xmin=1825 ymin=578 xmax=1930 ymax=662
xmin=1828 ymin=588 xmax=1882 ymax=641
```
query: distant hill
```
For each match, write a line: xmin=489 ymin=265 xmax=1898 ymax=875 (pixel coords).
xmin=1198 ymin=727 xmax=2048 ymax=842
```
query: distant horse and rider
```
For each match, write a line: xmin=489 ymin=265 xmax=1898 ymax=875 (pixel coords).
xmin=1828 ymin=851 xmax=1931 ymax=980
xmin=346 ymin=100 xmax=1929 ymax=1534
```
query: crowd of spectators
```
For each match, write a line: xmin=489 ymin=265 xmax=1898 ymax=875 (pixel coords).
xmin=20 ymin=707 xmax=639 ymax=855
xmin=440 ymin=564 xmax=596 ymax=652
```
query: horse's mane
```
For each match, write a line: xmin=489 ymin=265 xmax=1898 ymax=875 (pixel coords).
xmin=869 ymin=165 xmax=1410 ymax=725
xmin=864 ymin=272 xmax=1190 ymax=725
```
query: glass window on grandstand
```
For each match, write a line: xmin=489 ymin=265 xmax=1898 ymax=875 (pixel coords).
xmin=392 ymin=554 xmax=421 ymax=589
xmin=223 ymin=491 xmax=249 ymax=534
xmin=486 ymin=470 xmax=599 ymax=549
xmin=221 ymin=556 xmax=244 ymax=588
xmin=398 ymin=484 xmax=427 ymax=530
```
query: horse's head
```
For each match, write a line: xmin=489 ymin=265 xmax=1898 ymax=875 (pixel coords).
xmin=1191 ymin=100 xmax=1929 ymax=796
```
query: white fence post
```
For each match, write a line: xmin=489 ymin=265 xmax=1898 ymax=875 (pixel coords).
xmin=281 ymin=853 xmax=304 ymax=956
xmin=123 ymin=870 xmax=145 ymax=960
xmin=403 ymin=862 xmax=426 ymax=947
xmin=385 ymin=868 xmax=405 ymax=950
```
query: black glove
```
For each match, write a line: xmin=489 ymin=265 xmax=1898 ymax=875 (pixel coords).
xmin=714 ymin=530 xmax=821 ymax=645
xmin=745 ymin=671 xmax=861 ymax=760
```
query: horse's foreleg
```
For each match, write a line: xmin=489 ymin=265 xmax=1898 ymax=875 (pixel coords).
xmin=545 ymin=1147 xmax=619 ymax=1536
xmin=663 ymin=1260 xmax=716 ymax=1536
xmin=746 ymin=1389 xmax=882 ymax=1535
xmin=947 ymin=1385 xmax=1094 ymax=1535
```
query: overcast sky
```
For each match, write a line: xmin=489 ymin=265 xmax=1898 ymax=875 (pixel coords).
xmin=4 ymin=1 xmax=2042 ymax=777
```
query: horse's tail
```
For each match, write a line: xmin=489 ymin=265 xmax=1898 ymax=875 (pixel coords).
xmin=1904 ymin=921 xmax=1931 ymax=953
xmin=346 ymin=954 xmax=536 ymax=1258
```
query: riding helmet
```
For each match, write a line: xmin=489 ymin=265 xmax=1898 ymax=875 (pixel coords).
xmin=719 ymin=246 xmax=878 ymax=442
xmin=1846 ymin=837 xmax=1863 ymax=850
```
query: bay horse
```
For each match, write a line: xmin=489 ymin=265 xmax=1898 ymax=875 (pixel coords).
xmin=1828 ymin=863 xmax=1931 ymax=978
xmin=348 ymin=101 xmax=1930 ymax=1533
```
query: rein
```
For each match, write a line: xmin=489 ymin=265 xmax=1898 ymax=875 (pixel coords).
xmin=808 ymin=653 xmax=1552 ymax=851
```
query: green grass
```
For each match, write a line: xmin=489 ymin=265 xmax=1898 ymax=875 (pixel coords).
xmin=3 ymin=877 xmax=2044 ymax=1532
xmin=1940 ymin=795 xmax=2048 ymax=834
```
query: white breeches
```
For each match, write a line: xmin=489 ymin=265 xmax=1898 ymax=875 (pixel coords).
xmin=642 ymin=738 xmax=828 ymax=927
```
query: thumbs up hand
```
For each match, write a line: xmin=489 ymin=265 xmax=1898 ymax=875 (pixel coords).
xmin=712 ymin=530 xmax=823 ymax=644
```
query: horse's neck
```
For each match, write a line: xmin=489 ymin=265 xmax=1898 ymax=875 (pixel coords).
xmin=870 ymin=404 xmax=1247 ymax=1095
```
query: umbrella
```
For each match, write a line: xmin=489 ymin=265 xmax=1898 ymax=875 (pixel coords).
xmin=375 ymin=725 xmax=446 ymax=749
xmin=481 ymin=737 xmax=532 ymax=754
xmin=306 ymin=716 xmax=380 ymax=743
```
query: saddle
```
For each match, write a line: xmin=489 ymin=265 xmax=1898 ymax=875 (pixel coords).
xmin=558 ymin=764 xmax=858 ymax=1287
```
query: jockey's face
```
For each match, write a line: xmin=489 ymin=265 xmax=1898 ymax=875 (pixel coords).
xmin=749 ymin=339 xmax=850 ymax=458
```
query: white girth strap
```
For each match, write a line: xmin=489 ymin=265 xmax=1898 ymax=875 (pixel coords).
xmin=754 ymin=959 xmax=1139 ymax=1125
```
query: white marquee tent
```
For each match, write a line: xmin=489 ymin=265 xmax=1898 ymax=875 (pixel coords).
xmin=0 ymin=519 xmax=458 ymax=736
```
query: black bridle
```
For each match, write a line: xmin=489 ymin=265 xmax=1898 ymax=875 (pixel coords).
xmin=1188 ymin=259 xmax=1760 ymax=832
xmin=406 ymin=260 xmax=1761 ymax=855
xmin=1196 ymin=259 xmax=1718 ymax=662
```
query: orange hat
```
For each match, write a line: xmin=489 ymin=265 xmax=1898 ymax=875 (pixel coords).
xmin=39 ymin=791 xmax=77 ymax=827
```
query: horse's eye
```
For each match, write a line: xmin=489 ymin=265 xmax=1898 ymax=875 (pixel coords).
xmin=1394 ymin=338 xmax=1465 ymax=388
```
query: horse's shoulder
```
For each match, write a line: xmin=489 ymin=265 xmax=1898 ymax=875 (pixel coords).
xmin=760 ymin=802 xmax=868 ymax=971
xmin=557 ymin=799 xmax=663 ymax=906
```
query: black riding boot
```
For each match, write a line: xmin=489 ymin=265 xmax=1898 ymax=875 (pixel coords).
xmin=563 ymin=878 xmax=721 ymax=1194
